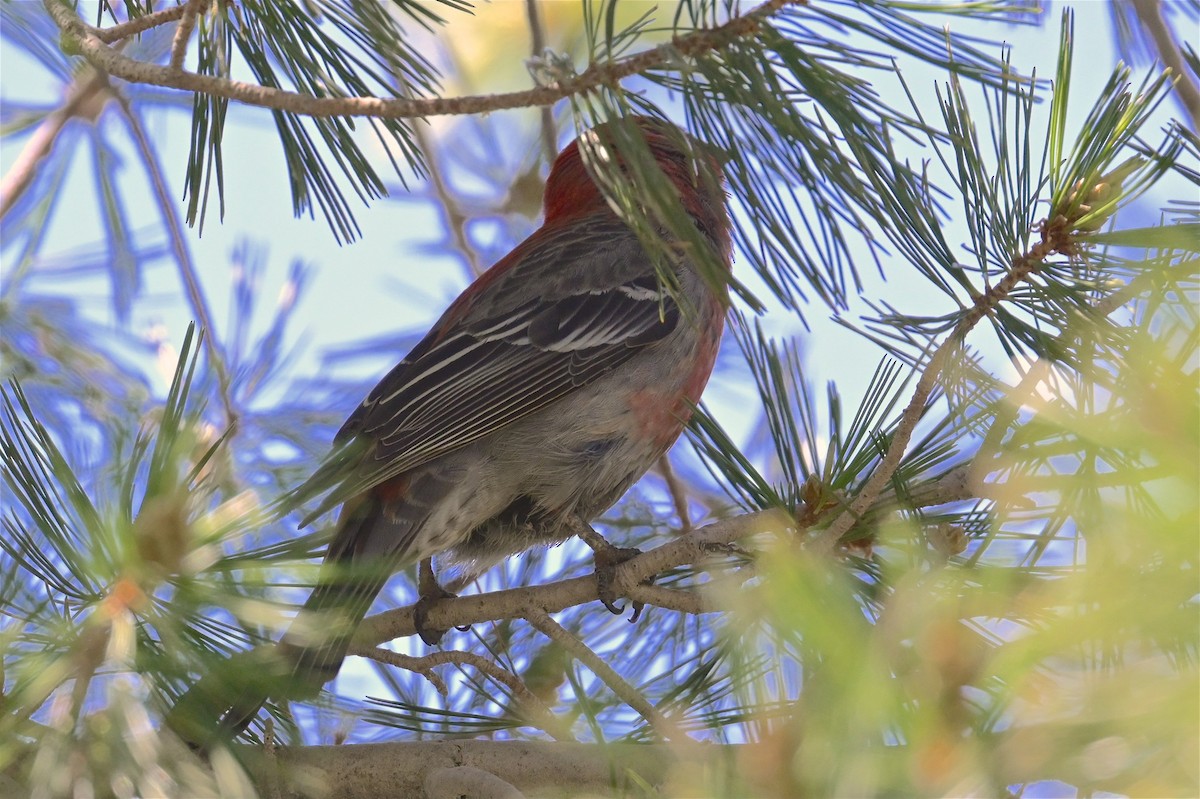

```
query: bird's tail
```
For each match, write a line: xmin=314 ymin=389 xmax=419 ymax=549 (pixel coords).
xmin=167 ymin=491 xmax=409 ymax=748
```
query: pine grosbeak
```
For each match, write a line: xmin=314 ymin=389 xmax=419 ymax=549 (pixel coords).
xmin=172 ymin=116 xmax=731 ymax=743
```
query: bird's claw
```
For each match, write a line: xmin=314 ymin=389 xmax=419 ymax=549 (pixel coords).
xmin=626 ymin=598 xmax=647 ymax=624
xmin=413 ymin=581 xmax=458 ymax=646
xmin=413 ymin=559 xmax=471 ymax=645
xmin=592 ymin=544 xmax=648 ymax=622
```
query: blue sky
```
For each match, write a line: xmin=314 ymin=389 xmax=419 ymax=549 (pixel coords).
xmin=4 ymin=1 xmax=1186 ymax=419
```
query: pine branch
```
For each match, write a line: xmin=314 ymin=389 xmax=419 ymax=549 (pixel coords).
xmin=0 ymin=67 xmax=111 ymax=220
xmin=167 ymin=0 xmax=203 ymax=71
xmin=813 ymin=218 xmax=1078 ymax=551
xmin=253 ymin=740 xmax=715 ymax=798
xmin=1129 ymin=0 xmax=1200 ymax=131
xmin=45 ymin=0 xmax=802 ymax=120
xmin=112 ymin=97 xmax=238 ymax=432
xmin=358 ymin=510 xmax=787 ymax=646
xmin=349 ymin=645 xmax=571 ymax=741
xmin=524 ymin=608 xmax=679 ymax=740
xmin=91 ymin=4 xmax=187 ymax=44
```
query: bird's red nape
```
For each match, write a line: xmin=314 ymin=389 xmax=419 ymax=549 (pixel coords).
xmin=543 ymin=117 xmax=729 ymax=243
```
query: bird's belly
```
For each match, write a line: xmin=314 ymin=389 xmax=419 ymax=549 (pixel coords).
xmin=427 ymin=312 xmax=718 ymax=578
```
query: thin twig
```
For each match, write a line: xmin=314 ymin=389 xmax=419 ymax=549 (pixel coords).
xmin=47 ymin=0 xmax=800 ymax=120
xmin=356 ymin=509 xmax=787 ymax=646
xmin=656 ymin=454 xmax=693 ymax=533
xmin=523 ymin=608 xmax=680 ymax=740
xmin=524 ymin=0 xmax=559 ymax=165
xmin=0 ymin=69 xmax=111 ymax=220
xmin=350 ymin=645 xmax=571 ymax=741
xmin=168 ymin=0 xmax=205 ymax=72
xmin=812 ymin=223 xmax=1075 ymax=552
xmin=572 ymin=522 xmax=614 ymax=553
xmin=960 ymin=265 xmax=1160 ymax=566
xmin=93 ymin=4 xmax=189 ymax=44
xmin=970 ymin=267 xmax=1158 ymax=494
xmin=411 ymin=122 xmax=485 ymax=279
xmin=113 ymin=97 xmax=239 ymax=431
xmin=1130 ymin=0 xmax=1200 ymax=131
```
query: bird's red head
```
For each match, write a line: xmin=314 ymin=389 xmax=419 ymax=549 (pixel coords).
xmin=543 ymin=117 xmax=730 ymax=255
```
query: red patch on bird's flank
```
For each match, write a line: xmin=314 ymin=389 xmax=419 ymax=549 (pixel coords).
xmin=682 ymin=307 xmax=724 ymax=404
xmin=373 ymin=473 xmax=411 ymax=504
xmin=629 ymin=302 xmax=725 ymax=447
xmin=628 ymin=388 xmax=689 ymax=448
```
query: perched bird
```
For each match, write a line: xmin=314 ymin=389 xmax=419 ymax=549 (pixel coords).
xmin=169 ymin=116 xmax=732 ymax=745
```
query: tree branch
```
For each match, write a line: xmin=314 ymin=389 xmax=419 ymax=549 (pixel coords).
xmin=354 ymin=472 xmax=983 ymax=648
xmin=0 ymin=69 xmax=111 ymax=220
xmin=347 ymin=645 xmax=571 ymax=741
xmin=627 ymin=583 xmax=715 ymax=615
xmin=900 ymin=462 xmax=987 ymax=510
xmin=1130 ymin=0 xmax=1200 ymax=131
xmin=46 ymin=0 xmax=802 ymax=120
xmin=113 ymin=96 xmax=239 ymax=432
xmin=93 ymin=4 xmax=188 ymax=44
xmin=215 ymin=727 xmax=1146 ymax=797
xmin=168 ymin=0 xmax=205 ymax=71
xmin=355 ymin=509 xmax=788 ymax=647
xmin=812 ymin=221 xmax=1077 ymax=551
xmin=249 ymin=740 xmax=713 ymax=799
xmin=425 ymin=766 xmax=526 ymax=799
xmin=524 ymin=608 xmax=679 ymax=740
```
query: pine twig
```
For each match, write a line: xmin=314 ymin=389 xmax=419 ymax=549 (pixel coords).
xmin=46 ymin=0 xmax=803 ymax=120
xmin=812 ymin=219 xmax=1077 ymax=552
xmin=524 ymin=0 xmax=558 ymax=165
xmin=356 ymin=509 xmax=787 ymax=645
xmin=0 ymin=69 xmax=111 ymax=220
xmin=656 ymin=454 xmax=693 ymax=533
xmin=349 ymin=645 xmax=571 ymax=741
xmin=410 ymin=122 xmax=485 ymax=279
xmin=113 ymin=97 xmax=239 ymax=432
xmin=168 ymin=0 xmax=205 ymax=71
xmin=523 ymin=608 xmax=680 ymax=741
xmin=94 ymin=4 xmax=188 ymax=44
xmin=961 ymin=265 xmax=1165 ymax=567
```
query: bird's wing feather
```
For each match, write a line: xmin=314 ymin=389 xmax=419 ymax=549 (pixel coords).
xmin=296 ymin=216 xmax=677 ymax=520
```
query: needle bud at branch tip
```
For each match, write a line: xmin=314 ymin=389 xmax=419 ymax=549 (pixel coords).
xmin=1060 ymin=156 xmax=1146 ymax=233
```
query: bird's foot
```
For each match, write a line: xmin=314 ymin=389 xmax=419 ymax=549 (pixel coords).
xmin=413 ymin=558 xmax=469 ymax=646
xmin=412 ymin=586 xmax=454 ymax=646
xmin=589 ymin=539 xmax=651 ymax=623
